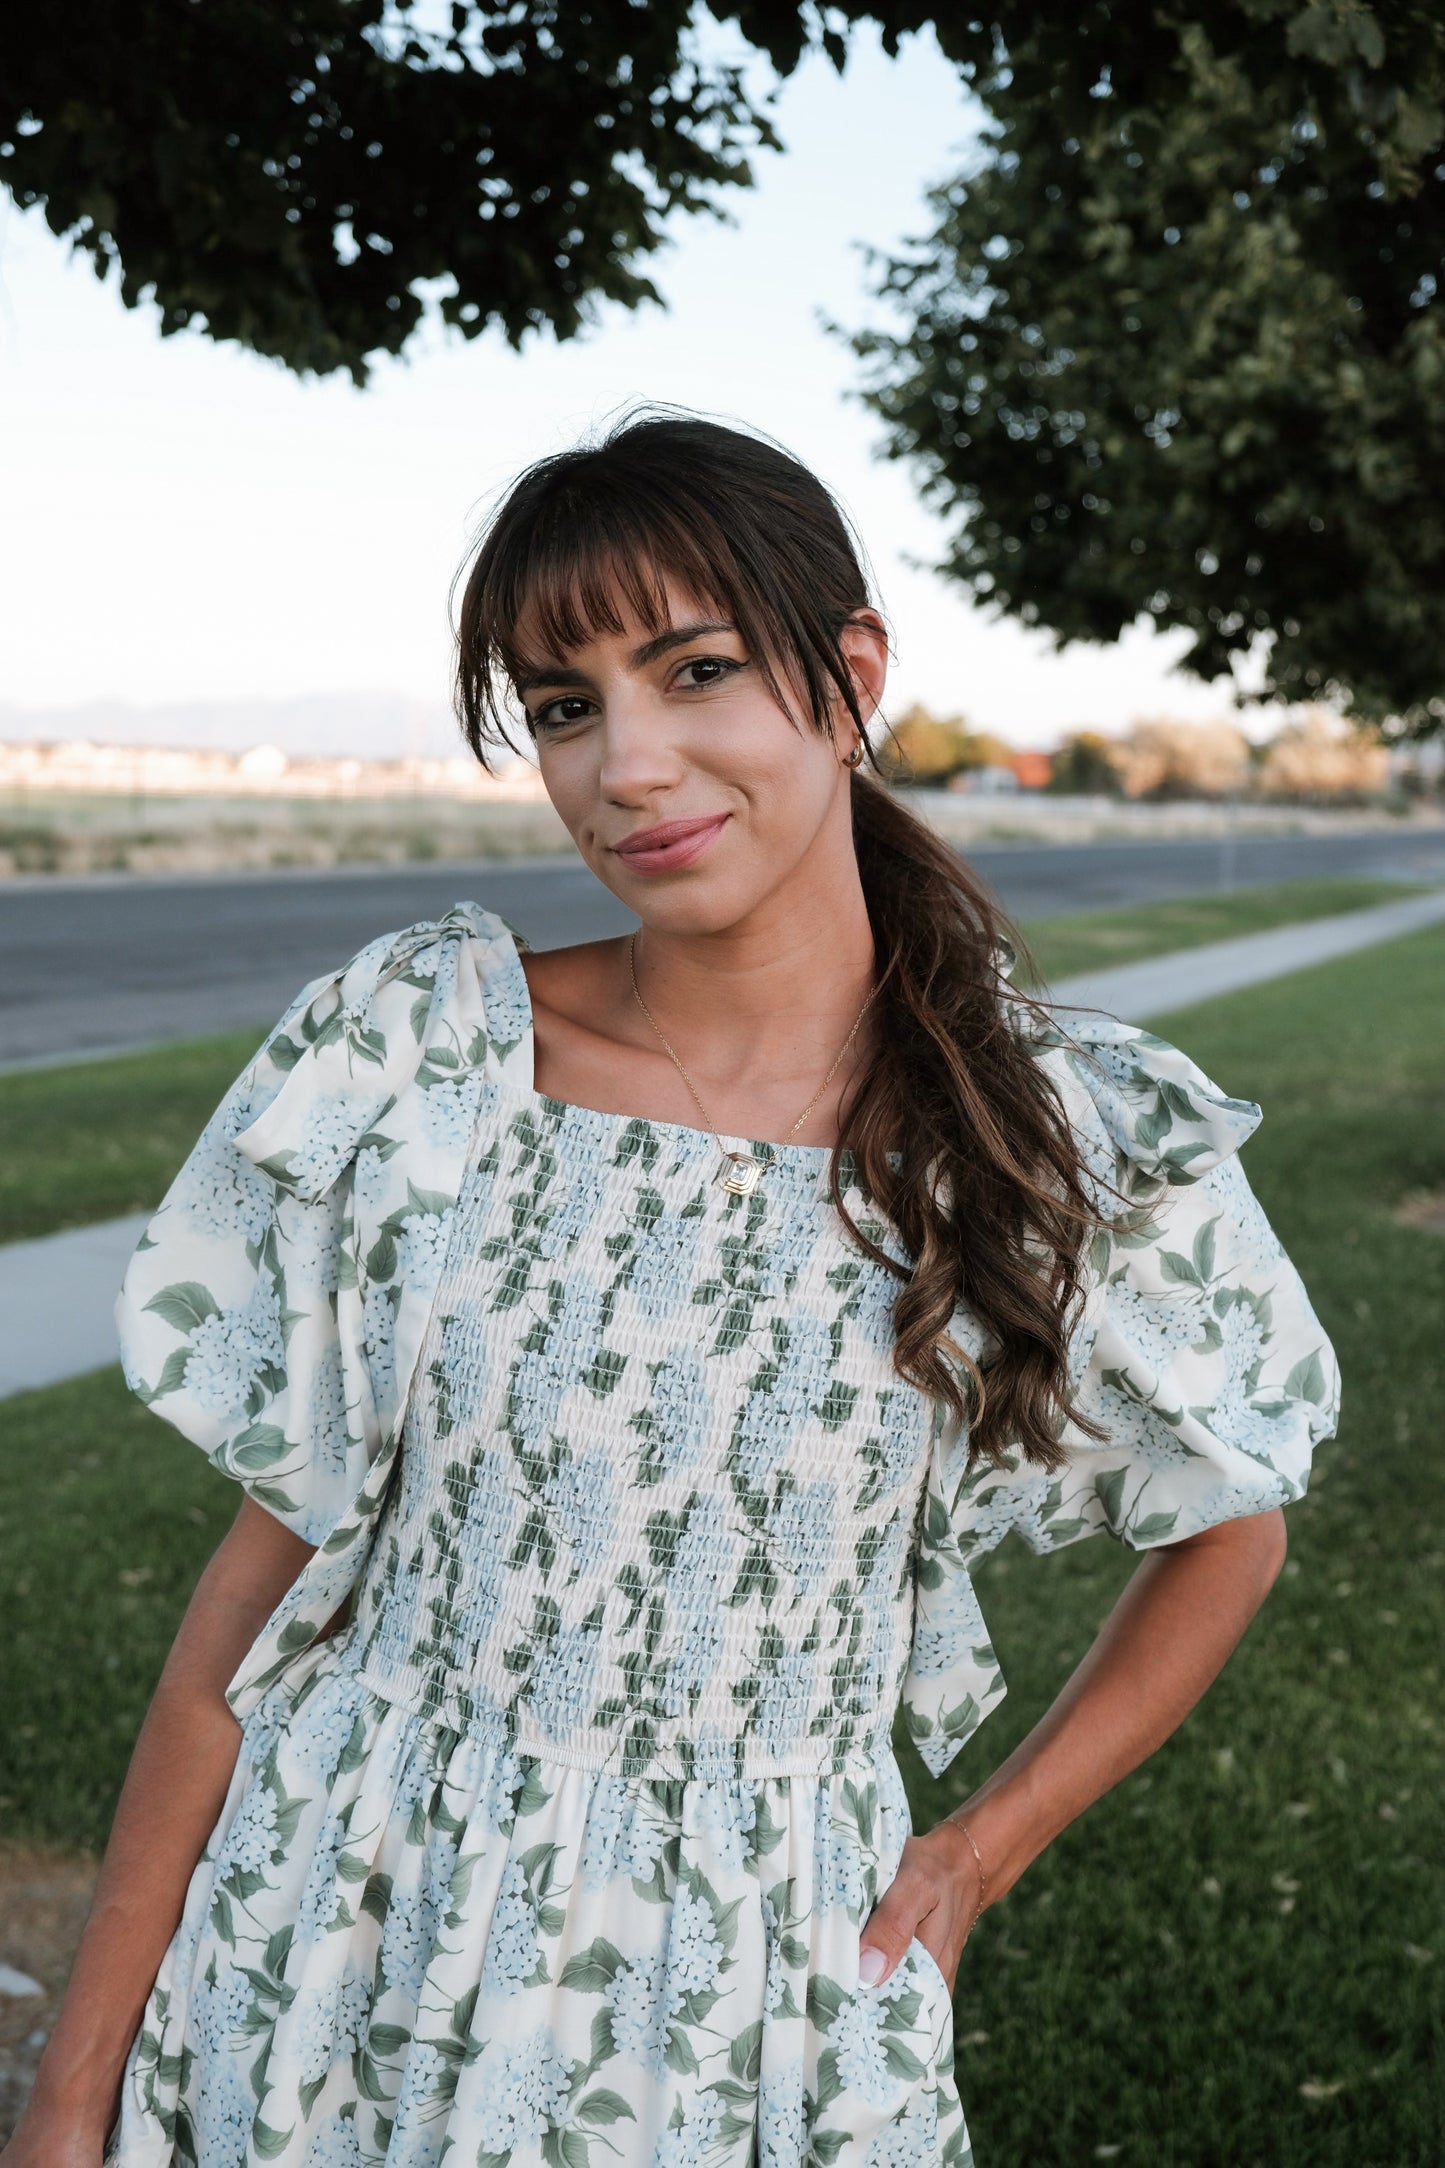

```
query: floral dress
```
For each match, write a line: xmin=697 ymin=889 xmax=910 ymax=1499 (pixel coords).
xmin=106 ymin=903 xmax=1339 ymax=2168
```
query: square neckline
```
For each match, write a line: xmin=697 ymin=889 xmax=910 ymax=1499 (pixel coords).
xmin=495 ymin=923 xmax=853 ymax=1170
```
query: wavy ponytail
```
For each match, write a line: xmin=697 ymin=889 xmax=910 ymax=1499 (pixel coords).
xmin=453 ymin=403 xmax=1104 ymax=1470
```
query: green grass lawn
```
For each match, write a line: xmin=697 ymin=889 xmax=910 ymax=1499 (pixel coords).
xmin=0 ymin=1025 xmax=266 ymax=1244
xmin=1 ymin=921 xmax=1442 ymax=2161
xmin=1019 ymin=872 xmax=1424 ymax=986
xmin=0 ymin=876 xmax=1427 ymax=1245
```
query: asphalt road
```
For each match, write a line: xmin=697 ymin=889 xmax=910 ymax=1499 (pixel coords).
xmin=4 ymin=825 xmax=1444 ymax=1068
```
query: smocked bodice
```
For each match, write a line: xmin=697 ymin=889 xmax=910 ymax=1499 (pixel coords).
xmin=347 ymin=1082 xmax=937 ymax=1780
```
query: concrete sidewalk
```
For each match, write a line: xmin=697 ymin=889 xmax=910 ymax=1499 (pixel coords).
xmin=1047 ymin=885 xmax=1445 ymax=1019
xmin=3 ymin=887 xmax=1442 ymax=1399
xmin=0 ymin=1213 xmax=150 ymax=1399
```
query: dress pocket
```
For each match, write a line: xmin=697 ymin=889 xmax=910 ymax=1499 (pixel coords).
xmin=903 ymin=1933 xmax=957 ymax=2072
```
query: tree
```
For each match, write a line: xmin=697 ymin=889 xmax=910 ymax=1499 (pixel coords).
xmin=1108 ymin=716 xmax=1252 ymax=800
xmin=12 ymin=6 xmax=1445 ymax=740
xmin=1049 ymin=729 xmax=1122 ymax=796
xmin=844 ymin=3 xmax=1445 ymax=737
xmin=4 ymin=2 xmax=967 ymax=384
xmin=0 ymin=1 xmax=789 ymax=382
xmin=1256 ymin=707 xmax=1390 ymax=797
xmin=875 ymin=702 xmax=1013 ymax=783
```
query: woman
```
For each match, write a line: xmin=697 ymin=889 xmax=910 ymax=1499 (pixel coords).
xmin=8 ymin=411 xmax=1338 ymax=2168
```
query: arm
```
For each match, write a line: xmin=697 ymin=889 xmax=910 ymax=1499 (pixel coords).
xmin=2 ymin=1497 xmax=321 ymax=2166
xmin=860 ymin=1506 xmax=1289 ymax=1992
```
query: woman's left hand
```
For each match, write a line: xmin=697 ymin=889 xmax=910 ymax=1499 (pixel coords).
xmin=857 ymin=1818 xmax=983 ymax=1993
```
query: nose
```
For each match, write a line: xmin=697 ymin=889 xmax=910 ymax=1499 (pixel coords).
xmin=596 ymin=683 xmax=685 ymax=804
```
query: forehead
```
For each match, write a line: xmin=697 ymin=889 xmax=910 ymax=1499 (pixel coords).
xmin=506 ymin=553 xmax=727 ymax=676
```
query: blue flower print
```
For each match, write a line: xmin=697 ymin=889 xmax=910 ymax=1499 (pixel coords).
xmin=509 ymin=1279 xmax=607 ymax=1444
xmin=646 ymin=1348 xmax=712 ymax=1477
xmin=606 ymin=1951 xmax=676 ymax=2076
xmin=865 ymin=2088 xmax=942 ymax=2166
xmin=290 ymin=1091 xmax=383 ymax=1197
xmin=171 ymin=1092 xmax=275 ymax=1243
xmin=182 ymin=1279 xmax=284 ymax=1420
xmin=543 ymin=1447 xmax=618 ymax=1564
xmin=481 ymin=1857 xmax=541 ymax=1990
xmin=305 ymin=2110 xmax=363 ymax=2168
xmin=526 ymin=1618 xmax=602 ymax=1745
xmin=771 ymin=1478 xmax=838 ymax=1600
xmin=296 ymin=1812 xmax=348 ymax=1942
xmin=735 ymin=1313 xmax=836 ymax=1488
xmin=653 ymin=2087 xmax=727 ymax=2166
xmin=420 ymin=1074 xmax=483 ymax=1154
xmin=759 ymin=2064 xmax=807 ymax=2168
xmin=470 ymin=2026 xmax=573 ymax=2154
xmin=627 ymin=1204 xmax=703 ymax=1319
xmin=379 ymin=1881 xmax=441 ymax=2001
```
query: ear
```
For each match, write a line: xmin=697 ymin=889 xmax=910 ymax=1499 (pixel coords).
xmin=837 ymin=609 xmax=890 ymax=733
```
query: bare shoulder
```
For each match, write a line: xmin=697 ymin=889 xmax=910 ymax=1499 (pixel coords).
xmin=517 ymin=936 xmax=629 ymax=1028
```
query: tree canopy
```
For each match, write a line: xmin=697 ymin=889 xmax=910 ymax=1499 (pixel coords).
xmin=844 ymin=2 xmax=1445 ymax=735
xmin=0 ymin=1 xmax=791 ymax=381
xmin=8 ymin=3 xmax=1443 ymax=730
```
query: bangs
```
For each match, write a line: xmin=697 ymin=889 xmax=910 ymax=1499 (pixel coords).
xmin=496 ymin=494 xmax=737 ymax=688
xmin=453 ymin=413 xmax=872 ymax=765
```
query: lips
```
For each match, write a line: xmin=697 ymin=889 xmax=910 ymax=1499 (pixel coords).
xmin=613 ymin=814 xmax=729 ymax=859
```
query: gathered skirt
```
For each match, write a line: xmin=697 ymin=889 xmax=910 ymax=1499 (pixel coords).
xmin=105 ymin=1645 xmax=971 ymax=2167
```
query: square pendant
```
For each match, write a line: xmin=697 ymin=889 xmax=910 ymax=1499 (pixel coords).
xmin=715 ymin=1151 xmax=762 ymax=1196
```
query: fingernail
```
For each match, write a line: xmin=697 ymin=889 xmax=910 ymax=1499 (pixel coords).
xmin=858 ymin=1945 xmax=887 ymax=1986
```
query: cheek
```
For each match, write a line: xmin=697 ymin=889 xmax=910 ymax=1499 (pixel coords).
xmin=533 ymin=744 xmax=595 ymax=837
xmin=709 ymin=693 xmax=836 ymax=795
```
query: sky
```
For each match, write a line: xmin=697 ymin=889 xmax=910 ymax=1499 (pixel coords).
xmin=0 ymin=20 xmax=1277 ymax=760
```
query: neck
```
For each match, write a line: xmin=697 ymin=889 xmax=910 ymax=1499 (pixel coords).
xmin=628 ymin=844 xmax=878 ymax=1093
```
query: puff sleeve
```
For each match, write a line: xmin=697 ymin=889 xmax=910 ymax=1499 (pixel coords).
xmin=113 ymin=900 xmax=520 ymax=1717
xmin=901 ymin=1009 xmax=1340 ymax=1776
xmin=976 ymin=1011 xmax=1341 ymax=1557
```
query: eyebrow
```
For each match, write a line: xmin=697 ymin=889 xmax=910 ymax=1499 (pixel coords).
xmin=513 ymin=620 xmax=739 ymax=696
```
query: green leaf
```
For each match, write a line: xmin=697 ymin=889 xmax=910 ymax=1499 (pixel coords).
xmin=143 ymin=1282 xmax=221 ymax=1333
xmin=575 ymin=2087 xmax=637 ymax=2128
xmin=1285 ymin=1349 xmax=1328 ymax=1404
xmin=1093 ymin=1465 xmax=1128 ymax=1526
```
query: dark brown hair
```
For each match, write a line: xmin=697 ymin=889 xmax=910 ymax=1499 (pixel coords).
xmin=452 ymin=406 xmax=1104 ymax=1469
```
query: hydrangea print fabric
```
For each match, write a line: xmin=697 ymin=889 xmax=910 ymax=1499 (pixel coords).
xmin=107 ymin=903 xmax=1339 ymax=2167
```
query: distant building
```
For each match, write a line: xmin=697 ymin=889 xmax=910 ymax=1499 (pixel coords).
xmin=0 ymin=740 xmax=549 ymax=803
xmin=1007 ymin=751 xmax=1054 ymax=791
xmin=947 ymin=763 xmax=1019 ymax=795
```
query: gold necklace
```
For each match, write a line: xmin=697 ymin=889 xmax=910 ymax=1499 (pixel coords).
xmin=627 ymin=931 xmax=878 ymax=1196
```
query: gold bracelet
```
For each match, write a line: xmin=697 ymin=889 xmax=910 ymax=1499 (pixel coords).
xmin=954 ymin=1816 xmax=988 ymax=1935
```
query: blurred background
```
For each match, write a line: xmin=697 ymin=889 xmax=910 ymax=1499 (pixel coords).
xmin=1 ymin=4 xmax=1442 ymax=2158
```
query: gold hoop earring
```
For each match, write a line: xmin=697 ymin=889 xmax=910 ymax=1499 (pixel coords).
xmin=845 ymin=738 xmax=865 ymax=768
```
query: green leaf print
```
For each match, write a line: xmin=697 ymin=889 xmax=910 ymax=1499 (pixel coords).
xmin=729 ymin=2019 xmax=764 ymax=2083
xmin=144 ymin=1345 xmax=192 ymax=1403
xmin=1093 ymin=1465 xmax=1128 ymax=1526
xmin=360 ymin=1871 xmax=392 ymax=1926
xmin=559 ymin=1937 xmax=628 ymax=1992
xmin=1285 ymin=1349 xmax=1329 ymax=1404
xmin=1130 ymin=1509 xmax=1183 ymax=1544
xmin=251 ymin=2118 xmax=296 ymax=2159
xmin=816 ymin=1379 xmax=861 ymax=1431
xmin=575 ymin=2088 xmax=637 ymax=2129
xmin=143 ymin=1281 xmax=221 ymax=1332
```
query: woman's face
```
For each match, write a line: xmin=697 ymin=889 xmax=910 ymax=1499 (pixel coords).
xmin=510 ymin=571 xmax=888 ymax=936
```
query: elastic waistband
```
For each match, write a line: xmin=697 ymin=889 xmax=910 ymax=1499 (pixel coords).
xmin=344 ymin=1653 xmax=890 ymax=1782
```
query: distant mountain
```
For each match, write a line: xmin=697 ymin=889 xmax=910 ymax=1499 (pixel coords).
xmin=0 ymin=692 xmax=505 ymax=763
